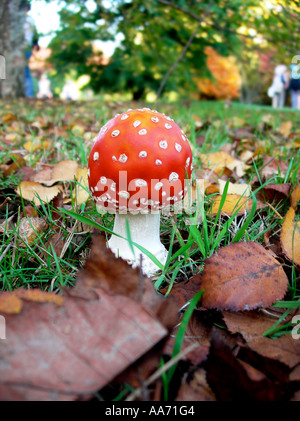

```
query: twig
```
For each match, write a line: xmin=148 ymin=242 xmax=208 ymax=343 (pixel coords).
xmin=155 ymin=20 xmax=202 ymax=100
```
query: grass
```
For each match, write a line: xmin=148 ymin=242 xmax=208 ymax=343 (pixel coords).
xmin=0 ymin=98 xmax=299 ymax=331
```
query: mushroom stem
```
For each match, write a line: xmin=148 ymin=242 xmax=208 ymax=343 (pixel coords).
xmin=108 ymin=212 xmax=168 ymax=277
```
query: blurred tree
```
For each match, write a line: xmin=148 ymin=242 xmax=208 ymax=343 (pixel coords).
xmin=196 ymin=46 xmax=242 ymax=100
xmin=47 ymin=0 xmax=300 ymax=101
xmin=0 ymin=0 xmax=28 ymax=98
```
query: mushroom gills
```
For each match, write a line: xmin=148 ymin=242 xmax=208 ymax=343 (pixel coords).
xmin=108 ymin=212 xmax=168 ymax=277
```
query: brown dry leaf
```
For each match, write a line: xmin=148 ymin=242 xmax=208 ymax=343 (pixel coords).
xmin=223 ymin=310 xmax=286 ymax=343
xmin=205 ymin=330 xmax=296 ymax=401
xmin=261 ymin=157 xmax=288 ymax=178
xmin=290 ymin=185 xmax=300 ymax=209
xmin=0 ymin=288 xmax=63 ymax=315
xmin=194 ymin=241 xmax=288 ymax=311
xmin=223 ymin=311 xmax=300 ymax=373
xmin=34 ymin=160 xmax=79 ymax=186
xmin=18 ymin=217 xmax=48 ymax=246
xmin=0 ymin=237 xmax=172 ymax=401
xmin=278 ymin=121 xmax=292 ymax=137
xmin=16 ymin=181 xmax=62 ymax=206
xmin=280 ymin=207 xmax=300 ymax=266
xmin=210 ymin=194 xmax=262 ymax=216
xmin=3 ymin=154 xmax=26 ymax=177
xmin=219 ymin=180 xmax=251 ymax=197
xmin=176 ymin=368 xmax=216 ymax=401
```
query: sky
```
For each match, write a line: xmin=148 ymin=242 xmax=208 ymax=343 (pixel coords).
xmin=29 ymin=0 xmax=119 ymax=56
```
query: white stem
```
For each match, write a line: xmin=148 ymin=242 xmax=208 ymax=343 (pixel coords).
xmin=108 ymin=212 xmax=168 ymax=277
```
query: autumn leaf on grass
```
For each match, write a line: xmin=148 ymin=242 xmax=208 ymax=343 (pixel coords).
xmin=290 ymin=185 xmax=300 ymax=209
xmin=71 ymin=167 xmax=90 ymax=206
xmin=278 ymin=121 xmax=292 ymax=138
xmin=199 ymin=151 xmax=248 ymax=177
xmin=34 ymin=160 xmax=79 ymax=186
xmin=194 ymin=241 xmax=288 ymax=311
xmin=18 ymin=216 xmax=48 ymax=246
xmin=2 ymin=154 xmax=26 ymax=177
xmin=16 ymin=181 xmax=62 ymax=206
xmin=210 ymin=193 xmax=263 ymax=217
xmin=280 ymin=207 xmax=300 ymax=266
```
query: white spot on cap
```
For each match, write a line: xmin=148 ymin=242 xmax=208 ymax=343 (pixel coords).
xmin=100 ymin=126 xmax=108 ymax=134
xmin=119 ymin=153 xmax=128 ymax=163
xmin=186 ymin=157 xmax=190 ymax=167
xmin=133 ymin=120 xmax=141 ymax=128
xmin=181 ymin=134 xmax=186 ymax=142
xmin=87 ymin=168 xmax=90 ymax=177
xmin=121 ymin=114 xmax=129 ymax=120
xmin=154 ymin=182 xmax=163 ymax=191
xmin=165 ymin=123 xmax=172 ymax=129
xmin=100 ymin=176 xmax=107 ymax=185
xmin=151 ymin=116 xmax=159 ymax=123
xmin=112 ymin=155 xmax=117 ymax=161
xmin=169 ymin=172 xmax=179 ymax=182
xmin=175 ymin=143 xmax=182 ymax=152
xmin=93 ymin=152 xmax=99 ymax=161
xmin=138 ymin=129 xmax=147 ymax=135
xmin=135 ymin=179 xmax=147 ymax=187
xmin=155 ymin=159 xmax=162 ymax=165
xmin=139 ymin=151 xmax=147 ymax=158
xmin=111 ymin=130 xmax=120 ymax=137
xmin=118 ymin=191 xmax=130 ymax=199
xmin=159 ymin=140 xmax=168 ymax=149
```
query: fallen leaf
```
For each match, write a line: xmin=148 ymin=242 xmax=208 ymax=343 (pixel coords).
xmin=261 ymin=157 xmax=288 ymax=178
xmin=210 ymin=194 xmax=261 ymax=216
xmin=290 ymin=185 xmax=300 ymax=209
xmin=0 ymin=236 xmax=174 ymax=401
xmin=219 ymin=180 xmax=251 ymax=197
xmin=34 ymin=160 xmax=79 ymax=186
xmin=280 ymin=207 xmax=300 ymax=266
xmin=18 ymin=216 xmax=48 ymax=246
xmin=205 ymin=329 xmax=293 ymax=401
xmin=0 ymin=288 xmax=63 ymax=315
xmin=3 ymin=154 xmax=26 ymax=177
xmin=16 ymin=181 xmax=62 ymax=206
xmin=278 ymin=121 xmax=292 ymax=138
xmin=72 ymin=167 xmax=90 ymax=206
xmin=194 ymin=241 xmax=289 ymax=311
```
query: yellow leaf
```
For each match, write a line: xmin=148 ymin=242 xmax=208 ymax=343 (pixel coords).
xmin=278 ymin=121 xmax=292 ymax=137
xmin=16 ymin=181 xmax=62 ymax=206
xmin=280 ymin=207 xmax=300 ymax=266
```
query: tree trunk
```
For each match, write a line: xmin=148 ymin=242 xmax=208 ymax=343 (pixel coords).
xmin=0 ymin=0 xmax=26 ymax=98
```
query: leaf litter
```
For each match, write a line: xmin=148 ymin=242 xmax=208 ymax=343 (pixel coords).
xmin=0 ymin=99 xmax=299 ymax=401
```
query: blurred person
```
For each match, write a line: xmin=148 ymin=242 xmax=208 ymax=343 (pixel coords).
xmin=37 ymin=73 xmax=53 ymax=99
xmin=289 ymin=64 xmax=300 ymax=110
xmin=24 ymin=1 xmax=39 ymax=97
xmin=61 ymin=79 xmax=79 ymax=100
xmin=268 ymin=64 xmax=289 ymax=108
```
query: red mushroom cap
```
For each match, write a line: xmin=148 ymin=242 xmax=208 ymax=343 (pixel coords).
xmin=88 ymin=108 xmax=193 ymax=213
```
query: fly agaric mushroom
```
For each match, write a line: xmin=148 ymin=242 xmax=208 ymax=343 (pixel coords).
xmin=88 ymin=108 xmax=193 ymax=277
